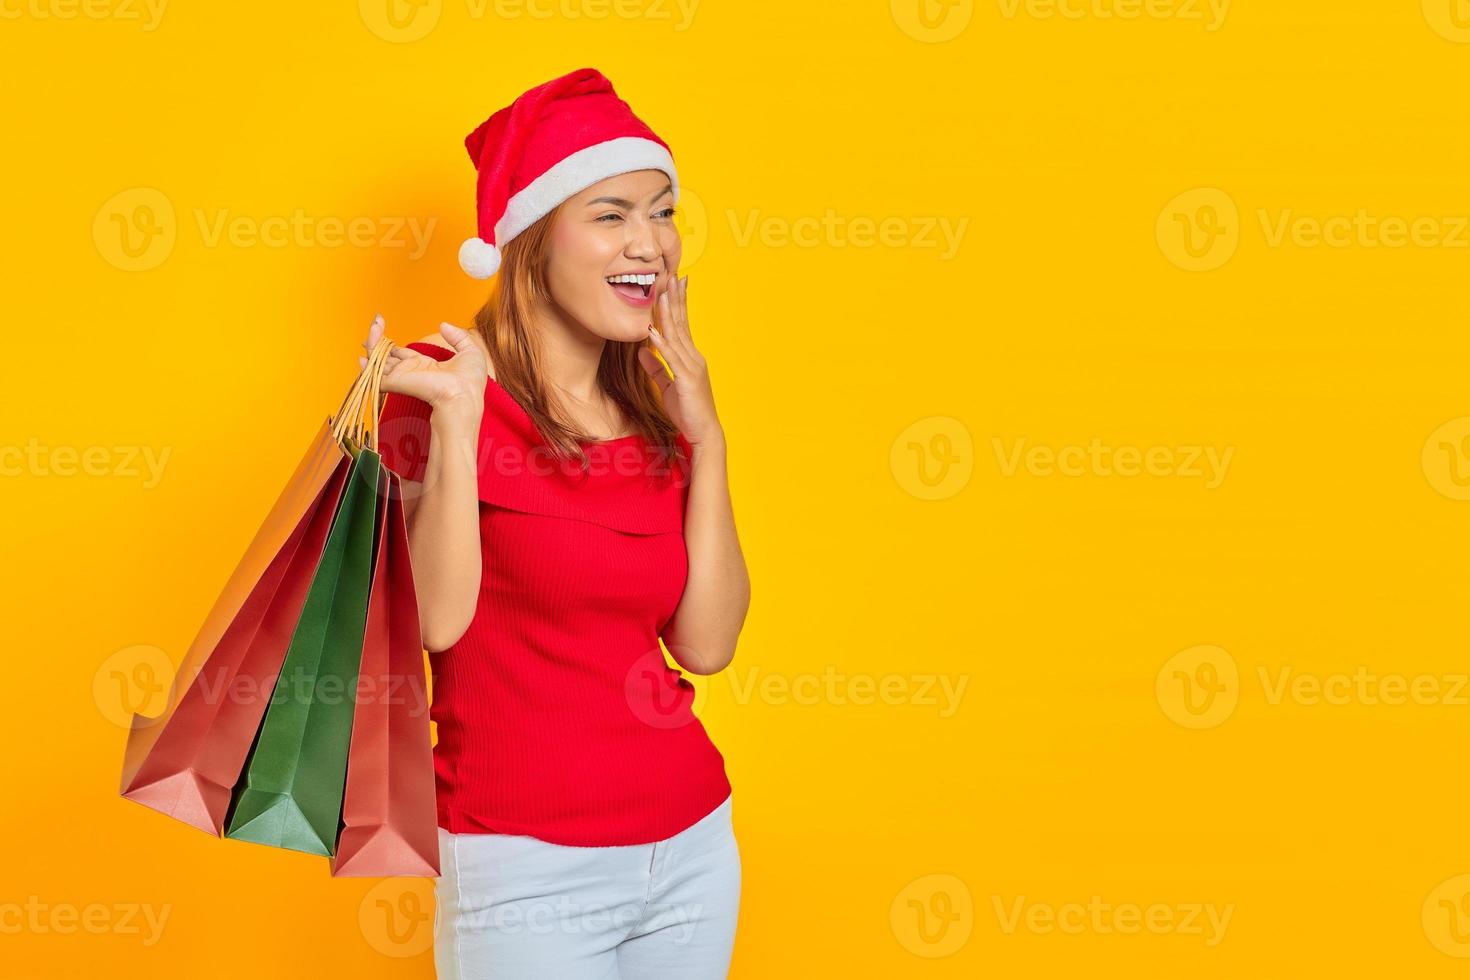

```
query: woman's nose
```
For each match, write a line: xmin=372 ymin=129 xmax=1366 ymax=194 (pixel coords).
xmin=624 ymin=219 xmax=660 ymax=259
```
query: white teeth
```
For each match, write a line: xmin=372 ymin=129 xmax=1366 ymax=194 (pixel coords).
xmin=605 ymin=273 xmax=656 ymax=285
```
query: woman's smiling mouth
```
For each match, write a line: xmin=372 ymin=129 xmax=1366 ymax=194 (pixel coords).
xmin=605 ymin=271 xmax=658 ymax=308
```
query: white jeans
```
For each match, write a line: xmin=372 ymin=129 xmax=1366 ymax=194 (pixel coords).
xmin=433 ymin=794 xmax=740 ymax=979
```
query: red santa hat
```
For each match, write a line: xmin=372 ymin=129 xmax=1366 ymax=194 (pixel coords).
xmin=457 ymin=67 xmax=679 ymax=279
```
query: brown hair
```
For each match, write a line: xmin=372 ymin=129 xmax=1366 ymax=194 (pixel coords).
xmin=469 ymin=202 xmax=685 ymax=474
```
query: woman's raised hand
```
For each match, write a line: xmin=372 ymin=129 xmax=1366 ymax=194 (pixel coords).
xmin=639 ymin=275 xmax=722 ymax=449
xmin=360 ymin=314 xmax=489 ymax=415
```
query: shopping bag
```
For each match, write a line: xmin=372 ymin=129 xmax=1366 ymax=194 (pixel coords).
xmin=119 ymin=390 xmax=366 ymax=835
xmin=223 ymin=338 xmax=397 ymax=857
xmin=331 ymin=471 xmax=439 ymax=877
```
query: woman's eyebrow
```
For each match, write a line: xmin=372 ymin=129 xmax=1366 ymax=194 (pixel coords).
xmin=585 ymin=184 xmax=674 ymax=208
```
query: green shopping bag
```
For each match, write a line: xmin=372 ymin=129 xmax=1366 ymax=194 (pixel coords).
xmin=223 ymin=443 xmax=386 ymax=857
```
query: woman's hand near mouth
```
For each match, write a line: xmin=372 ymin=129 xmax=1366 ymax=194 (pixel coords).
xmin=639 ymin=274 xmax=723 ymax=451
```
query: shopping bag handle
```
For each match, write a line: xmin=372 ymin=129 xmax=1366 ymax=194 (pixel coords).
xmin=330 ymin=335 xmax=396 ymax=452
xmin=345 ymin=335 xmax=395 ymax=451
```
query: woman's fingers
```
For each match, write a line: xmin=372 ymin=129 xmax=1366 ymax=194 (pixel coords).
xmin=662 ymin=278 xmax=693 ymax=359
xmin=637 ymin=345 xmax=673 ymax=394
xmin=361 ymin=314 xmax=385 ymax=373
xmin=672 ymin=276 xmax=690 ymax=340
xmin=672 ymin=277 xmax=692 ymax=353
xmin=440 ymin=320 xmax=488 ymax=358
xmin=670 ymin=276 xmax=704 ymax=369
xmin=439 ymin=321 xmax=492 ymax=379
xmin=439 ymin=321 xmax=470 ymax=348
xmin=651 ymin=290 xmax=687 ymax=375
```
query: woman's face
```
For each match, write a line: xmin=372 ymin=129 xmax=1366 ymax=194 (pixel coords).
xmin=543 ymin=168 xmax=682 ymax=342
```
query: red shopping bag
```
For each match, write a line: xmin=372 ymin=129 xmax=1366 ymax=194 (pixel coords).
xmin=331 ymin=471 xmax=439 ymax=877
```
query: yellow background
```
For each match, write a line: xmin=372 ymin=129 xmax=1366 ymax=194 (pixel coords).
xmin=6 ymin=0 xmax=1470 ymax=976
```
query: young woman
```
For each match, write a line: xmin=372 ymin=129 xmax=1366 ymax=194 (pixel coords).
xmin=357 ymin=69 xmax=749 ymax=979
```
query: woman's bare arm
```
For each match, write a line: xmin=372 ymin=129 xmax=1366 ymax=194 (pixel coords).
xmin=639 ymin=276 xmax=751 ymax=675
xmin=661 ymin=434 xmax=750 ymax=675
xmin=399 ymin=399 xmax=483 ymax=651
xmin=362 ymin=318 xmax=489 ymax=652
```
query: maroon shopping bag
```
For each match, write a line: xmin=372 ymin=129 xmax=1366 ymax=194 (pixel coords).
xmin=119 ymin=429 xmax=352 ymax=835
xmin=331 ymin=463 xmax=439 ymax=877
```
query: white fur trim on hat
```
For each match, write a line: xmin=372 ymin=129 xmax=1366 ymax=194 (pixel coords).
xmin=458 ymin=236 xmax=501 ymax=279
xmin=494 ymin=136 xmax=678 ymax=249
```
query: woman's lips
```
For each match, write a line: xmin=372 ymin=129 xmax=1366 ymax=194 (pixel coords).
xmin=608 ymin=280 xmax=656 ymax=309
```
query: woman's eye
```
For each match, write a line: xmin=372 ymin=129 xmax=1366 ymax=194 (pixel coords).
xmin=596 ymin=207 xmax=675 ymax=223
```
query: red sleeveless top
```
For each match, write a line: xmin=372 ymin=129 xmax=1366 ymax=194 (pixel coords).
xmin=374 ymin=341 xmax=732 ymax=846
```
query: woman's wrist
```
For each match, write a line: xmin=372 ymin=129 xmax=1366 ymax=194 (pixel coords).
xmin=427 ymin=404 xmax=482 ymax=480
xmin=430 ymin=402 xmax=483 ymax=458
xmin=429 ymin=391 xmax=484 ymax=431
xmin=689 ymin=430 xmax=727 ymax=465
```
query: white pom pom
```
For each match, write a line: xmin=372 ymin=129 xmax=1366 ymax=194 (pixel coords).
xmin=458 ymin=237 xmax=501 ymax=279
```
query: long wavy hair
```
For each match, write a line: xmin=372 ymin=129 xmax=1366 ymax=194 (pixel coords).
xmin=469 ymin=202 xmax=685 ymax=474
